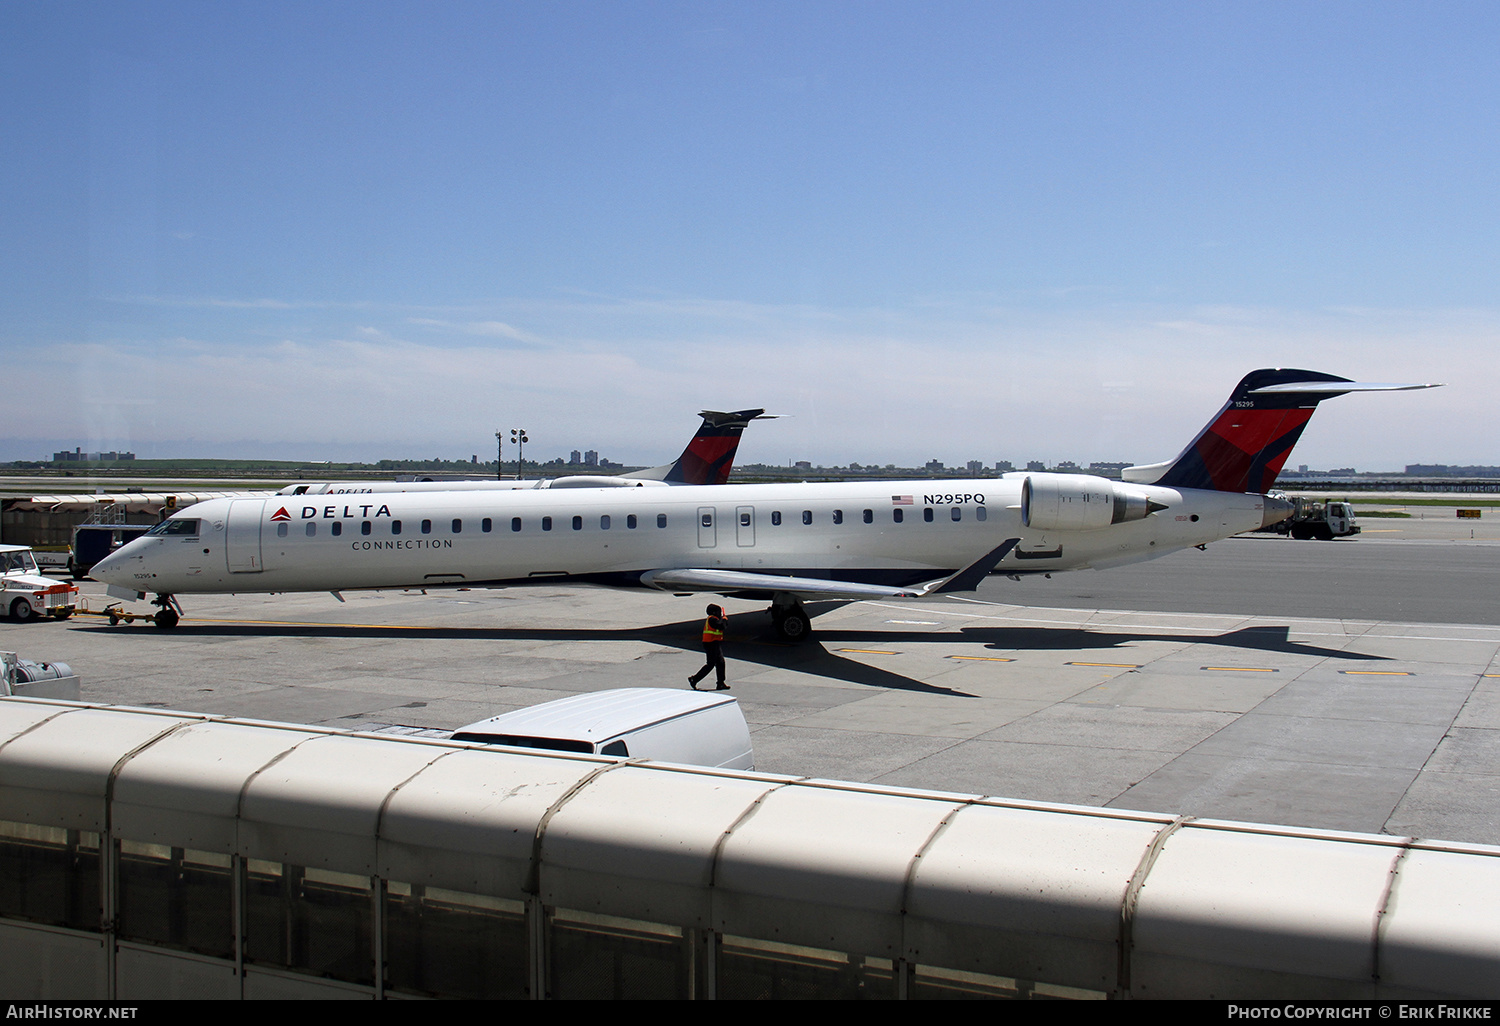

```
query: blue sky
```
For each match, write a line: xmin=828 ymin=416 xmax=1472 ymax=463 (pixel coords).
xmin=1 ymin=1 xmax=1491 ymax=469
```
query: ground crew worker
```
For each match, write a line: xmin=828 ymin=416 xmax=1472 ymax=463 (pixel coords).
xmin=689 ymin=603 xmax=729 ymax=690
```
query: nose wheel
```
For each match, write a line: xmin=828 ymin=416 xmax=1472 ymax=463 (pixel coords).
xmin=152 ymin=594 xmax=182 ymax=630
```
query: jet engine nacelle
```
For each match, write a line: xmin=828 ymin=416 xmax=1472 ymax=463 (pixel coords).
xmin=1020 ymin=474 xmax=1163 ymax=532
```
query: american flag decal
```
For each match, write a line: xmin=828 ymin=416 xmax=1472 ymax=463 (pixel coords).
xmin=891 ymin=495 xmax=913 ymax=505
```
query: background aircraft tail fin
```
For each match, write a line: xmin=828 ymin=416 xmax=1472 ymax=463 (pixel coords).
xmin=623 ymin=409 xmax=775 ymax=485
xmin=1122 ymin=369 xmax=1438 ymax=494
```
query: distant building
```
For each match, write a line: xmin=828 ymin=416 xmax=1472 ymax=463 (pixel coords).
xmin=1088 ymin=462 xmax=1131 ymax=478
xmin=966 ymin=460 xmax=984 ymax=474
xmin=925 ymin=460 xmax=944 ymax=472
xmin=569 ymin=450 xmax=582 ymax=465
xmin=1056 ymin=461 xmax=1079 ymax=472
xmin=1405 ymin=465 xmax=1500 ymax=477
xmin=994 ymin=461 xmax=1014 ymax=474
xmin=52 ymin=448 xmax=135 ymax=462
xmin=794 ymin=461 xmax=812 ymax=470
xmin=584 ymin=450 xmax=599 ymax=467
xmin=1026 ymin=461 xmax=1046 ymax=472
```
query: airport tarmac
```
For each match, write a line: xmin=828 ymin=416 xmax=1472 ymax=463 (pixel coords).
xmin=1018 ymin=529 xmax=1500 ymax=624
xmin=6 ymin=530 xmax=1498 ymax=850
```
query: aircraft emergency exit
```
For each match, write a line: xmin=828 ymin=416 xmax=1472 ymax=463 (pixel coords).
xmin=92 ymin=370 xmax=1437 ymax=637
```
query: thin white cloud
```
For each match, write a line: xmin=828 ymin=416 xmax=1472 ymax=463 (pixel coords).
xmin=111 ymin=294 xmax=371 ymax=311
xmin=1 ymin=297 xmax=1489 ymax=469
xmin=407 ymin=318 xmax=547 ymax=346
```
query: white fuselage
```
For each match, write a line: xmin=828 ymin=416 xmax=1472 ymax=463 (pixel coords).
xmin=92 ymin=476 xmax=1272 ymax=598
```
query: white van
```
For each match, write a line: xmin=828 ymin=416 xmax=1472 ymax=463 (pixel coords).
xmin=449 ymin=687 xmax=753 ymax=770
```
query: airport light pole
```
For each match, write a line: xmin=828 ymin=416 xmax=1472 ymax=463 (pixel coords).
xmin=495 ymin=431 xmax=503 ymax=481
xmin=511 ymin=428 xmax=528 ymax=480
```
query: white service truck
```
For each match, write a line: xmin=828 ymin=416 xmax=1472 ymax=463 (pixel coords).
xmin=1262 ymin=497 xmax=1361 ymax=540
xmin=0 ymin=545 xmax=79 ymax=621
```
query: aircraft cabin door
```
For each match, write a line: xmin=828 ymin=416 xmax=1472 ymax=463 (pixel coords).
xmin=697 ymin=507 xmax=717 ymax=548
xmin=736 ymin=505 xmax=755 ymax=547
xmin=226 ymin=499 xmax=265 ymax=573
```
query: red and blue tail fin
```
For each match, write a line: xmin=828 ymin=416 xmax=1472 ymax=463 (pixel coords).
xmin=623 ymin=409 xmax=774 ymax=486
xmin=1123 ymin=369 xmax=1438 ymax=494
xmin=661 ymin=409 xmax=772 ymax=485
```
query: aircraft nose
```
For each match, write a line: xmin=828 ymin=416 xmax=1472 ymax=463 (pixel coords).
xmin=1261 ymin=495 xmax=1295 ymax=529
xmin=91 ymin=549 xmax=133 ymax=586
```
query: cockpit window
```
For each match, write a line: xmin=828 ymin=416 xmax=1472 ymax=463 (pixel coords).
xmin=146 ymin=518 xmax=200 ymax=537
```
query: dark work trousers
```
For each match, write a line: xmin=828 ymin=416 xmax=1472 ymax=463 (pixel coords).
xmin=689 ymin=642 xmax=726 ymax=687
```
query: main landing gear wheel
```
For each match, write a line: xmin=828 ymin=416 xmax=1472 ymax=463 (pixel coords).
xmin=769 ymin=594 xmax=811 ymax=643
xmin=774 ymin=611 xmax=810 ymax=642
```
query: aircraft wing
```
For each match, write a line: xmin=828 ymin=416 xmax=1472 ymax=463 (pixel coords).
xmin=640 ymin=540 xmax=1019 ymax=600
xmin=640 ymin=568 xmax=926 ymax=600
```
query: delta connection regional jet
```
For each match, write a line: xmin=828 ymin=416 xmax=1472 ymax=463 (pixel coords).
xmin=93 ymin=370 xmax=1438 ymax=638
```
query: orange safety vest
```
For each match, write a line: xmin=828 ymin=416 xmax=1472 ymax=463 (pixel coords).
xmin=702 ymin=617 xmax=724 ymax=643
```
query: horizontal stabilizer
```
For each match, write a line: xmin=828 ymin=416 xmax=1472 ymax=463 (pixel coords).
xmin=1248 ymin=380 xmax=1441 ymax=395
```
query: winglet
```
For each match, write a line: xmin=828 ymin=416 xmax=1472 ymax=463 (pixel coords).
xmin=920 ymin=539 xmax=1021 ymax=596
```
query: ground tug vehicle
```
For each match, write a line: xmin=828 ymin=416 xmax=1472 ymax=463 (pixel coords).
xmin=0 ymin=545 xmax=78 ymax=621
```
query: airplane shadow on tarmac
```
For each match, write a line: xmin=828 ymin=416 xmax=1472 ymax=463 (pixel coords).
xmin=77 ymin=602 xmax=1386 ymax=698
xmin=936 ymin=624 xmax=1381 ymax=662
xmin=76 ymin=604 xmax=969 ymax=696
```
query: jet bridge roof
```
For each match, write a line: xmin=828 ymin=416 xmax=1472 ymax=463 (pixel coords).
xmin=1 ymin=490 xmax=270 ymax=514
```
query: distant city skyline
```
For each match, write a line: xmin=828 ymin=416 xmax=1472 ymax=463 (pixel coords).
xmin=14 ymin=445 xmax=1485 ymax=480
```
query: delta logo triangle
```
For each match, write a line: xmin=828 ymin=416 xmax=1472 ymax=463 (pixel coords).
xmin=270 ymin=507 xmax=292 ymax=522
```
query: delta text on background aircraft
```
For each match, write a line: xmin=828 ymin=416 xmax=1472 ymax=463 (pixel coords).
xmin=93 ymin=370 xmax=1438 ymax=638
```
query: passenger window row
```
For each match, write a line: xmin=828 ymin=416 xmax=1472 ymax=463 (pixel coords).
xmin=509 ymin=513 xmax=666 ymax=532
xmin=275 ymin=505 xmax=987 ymax=539
xmin=765 ymin=507 xmax=988 ymax=526
xmin=279 ymin=514 xmax=674 ymax=537
xmin=282 ymin=517 xmax=498 ymax=539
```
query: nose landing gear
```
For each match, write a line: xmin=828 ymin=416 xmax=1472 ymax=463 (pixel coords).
xmin=151 ymin=594 xmax=181 ymax=630
xmin=87 ymin=593 xmax=183 ymax=628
